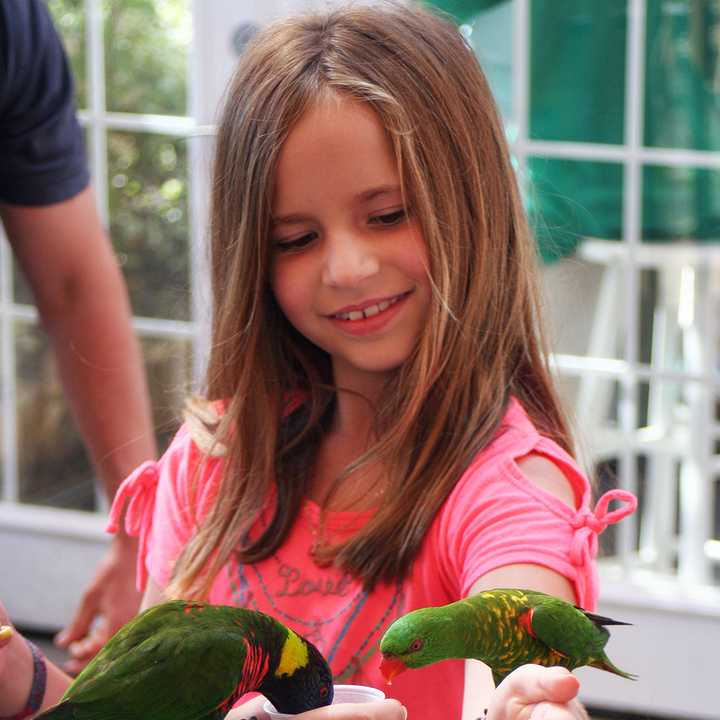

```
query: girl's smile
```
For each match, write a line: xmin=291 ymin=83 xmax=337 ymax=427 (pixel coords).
xmin=326 ymin=289 xmax=413 ymax=335
xmin=271 ymin=95 xmax=431 ymax=394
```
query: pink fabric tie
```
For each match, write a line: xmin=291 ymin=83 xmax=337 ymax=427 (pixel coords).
xmin=569 ymin=489 xmax=637 ymax=602
xmin=106 ymin=460 xmax=159 ymax=591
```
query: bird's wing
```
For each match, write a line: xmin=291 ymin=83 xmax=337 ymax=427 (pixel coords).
xmin=65 ymin=626 xmax=247 ymax=720
xmin=529 ymin=602 xmax=607 ymax=659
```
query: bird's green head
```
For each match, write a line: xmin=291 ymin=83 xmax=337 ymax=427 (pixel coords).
xmin=260 ymin=631 xmax=334 ymax=714
xmin=379 ymin=607 xmax=457 ymax=682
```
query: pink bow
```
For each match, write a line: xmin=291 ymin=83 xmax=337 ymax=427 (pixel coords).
xmin=569 ymin=489 xmax=637 ymax=567
xmin=106 ymin=460 xmax=159 ymax=591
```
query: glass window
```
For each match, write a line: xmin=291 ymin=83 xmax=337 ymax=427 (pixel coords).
xmin=104 ymin=0 xmax=191 ymax=116
xmin=644 ymin=2 xmax=720 ymax=152
xmin=529 ymin=0 xmax=627 ymax=145
xmin=8 ymin=0 xmax=197 ymax=514
xmin=47 ymin=0 xmax=87 ymax=109
xmin=527 ymin=158 xmax=625 ymax=259
xmin=108 ymin=131 xmax=190 ymax=321
xmin=642 ymin=165 xmax=720 ymax=242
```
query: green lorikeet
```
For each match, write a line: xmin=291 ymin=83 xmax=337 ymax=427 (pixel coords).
xmin=379 ymin=588 xmax=636 ymax=686
xmin=37 ymin=600 xmax=333 ymax=720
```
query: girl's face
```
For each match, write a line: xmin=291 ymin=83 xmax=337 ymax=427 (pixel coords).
xmin=270 ymin=95 xmax=431 ymax=394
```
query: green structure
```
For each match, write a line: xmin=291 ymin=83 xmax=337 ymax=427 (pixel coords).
xmin=427 ymin=0 xmax=720 ymax=262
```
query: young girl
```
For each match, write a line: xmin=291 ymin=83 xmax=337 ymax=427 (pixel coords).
xmin=0 ymin=4 xmax=636 ymax=719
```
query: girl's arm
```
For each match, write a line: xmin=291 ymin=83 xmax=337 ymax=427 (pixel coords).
xmin=0 ymin=605 xmax=71 ymax=717
xmin=461 ymin=455 xmax=589 ymax=720
xmin=461 ymin=566 xmax=587 ymax=720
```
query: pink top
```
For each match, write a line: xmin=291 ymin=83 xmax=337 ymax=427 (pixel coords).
xmin=108 ymin=397 xmax=635 ymax=719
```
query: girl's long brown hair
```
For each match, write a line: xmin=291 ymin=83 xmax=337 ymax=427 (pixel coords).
xmin=167 ymin=1 xmax=573 ymax=599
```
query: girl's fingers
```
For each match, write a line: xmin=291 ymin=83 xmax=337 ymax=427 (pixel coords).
xmin=489 ymin=666 xmax=582 ymax=720
xmin=528 ymin=701 xmax=585 ymax=720
xmin=536 ymin=670 xmax=580 ymax=703
xmin=298 ymin=699 xmax=407 ymax=720
xmin=498 ymin=665 xmax=579 ymax=705
xmin=0 ymin=626 xmax=12 ymax=648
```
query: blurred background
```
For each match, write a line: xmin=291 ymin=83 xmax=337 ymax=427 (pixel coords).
xmin=0 ymin=1 xmax=719 ymax=718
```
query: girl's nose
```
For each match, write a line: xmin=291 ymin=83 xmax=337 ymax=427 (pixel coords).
xmin=321 ymin=235 xmax=379 ymax=287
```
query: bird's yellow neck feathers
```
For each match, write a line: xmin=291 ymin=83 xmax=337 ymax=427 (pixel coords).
xmin=275 ymin=629 xmax=309 ymax=678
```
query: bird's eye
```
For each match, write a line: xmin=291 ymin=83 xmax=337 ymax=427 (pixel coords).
xmin=409 ymin=638 xmax=423 ymax=652
xmin=320 ymin=686 xmax=329 ymax=698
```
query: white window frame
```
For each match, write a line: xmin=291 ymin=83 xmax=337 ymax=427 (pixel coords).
xmin=0 ymin=0 xmax=205 ymax=628
xmin=507 ymin=1 xmax=719 ymax=716
xmin=1 ymin=1 xmax=718 ymax=715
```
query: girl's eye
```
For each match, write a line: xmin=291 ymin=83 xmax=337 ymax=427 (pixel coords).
xmin=370 ymin=209 xmax=407 ymax=227
xmin=275 ymin=232 xmax=317 ymax=252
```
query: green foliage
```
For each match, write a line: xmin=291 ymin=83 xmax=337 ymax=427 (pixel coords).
xmin=109 ymin=131 xmax=190 ymax=321
xmin=103 ymin=0 xmax=190 ymax=115
xmin=19 ymin=1 xmax=194 ymax=511
xmin=49 ymin=0 xmax=190 ymax=115
xmin=48 ymin=0 xmax=86 ymax=107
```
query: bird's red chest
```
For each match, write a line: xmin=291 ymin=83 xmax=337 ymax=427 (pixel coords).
xmin=517 ymin=608 xmax=536 ymax=638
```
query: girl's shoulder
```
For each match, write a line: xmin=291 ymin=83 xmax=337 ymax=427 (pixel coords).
xmin=453 ymin=396 xmax=591 ymax=509
xmin=170 ymin=390 xmax=306 ymax=464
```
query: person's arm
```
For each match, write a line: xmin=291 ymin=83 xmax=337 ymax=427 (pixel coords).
xmin=0 ymin=187 xmax=158 ymax=670
xmin=461 ymin=455 xmax=589 ymax=720
xmin=0 ymin=604 xmax=71 ymax=716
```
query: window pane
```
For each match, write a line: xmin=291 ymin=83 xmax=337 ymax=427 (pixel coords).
xmin=15 ymin=320 xmax=191 ymax=510
xmin=48 ymin=0 xmax=87 ymax=110
xmin=644 ymin=2 xmax=720 ymax=151
xmin=142 ymin=334 xmax=193 ymax=452
xmin=457 ymin=2 xmax=514 ymax=121
xmin=642 ymin=165 xmax=720 ymax=242
xmin=15 ymin=320 xmax=94 ymax=510
xmin=529 ymin=0 xmax=627 ymax=144
xmin=108 ymin=131 xmax=190 ymax=321
xmin=104 ymin=0 xmax=191 ymax=116
xmin=527 ymin=158 xmax=624 ymax=262
xmin=541 ymin=246 xmax=626 ymax=363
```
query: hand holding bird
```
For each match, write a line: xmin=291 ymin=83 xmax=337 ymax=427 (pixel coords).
xmin=379 ymin=588 xmax=635 ymax=687
xmin=490 ymin=665 xmax=589 ymax=720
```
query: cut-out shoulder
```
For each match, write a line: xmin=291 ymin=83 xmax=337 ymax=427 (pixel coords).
xmin=516 ymin=453 xmax=577 ymax=509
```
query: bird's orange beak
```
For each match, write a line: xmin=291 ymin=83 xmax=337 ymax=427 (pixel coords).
xmin=379 ymin=656 xmax=407 ymax=685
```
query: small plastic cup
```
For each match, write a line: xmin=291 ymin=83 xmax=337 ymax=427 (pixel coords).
xmin=263 ymin=683 xmax=386 ymax=719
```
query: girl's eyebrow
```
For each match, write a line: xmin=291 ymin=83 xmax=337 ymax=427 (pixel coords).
xmin=357 ymin=184 xmax=401 ymax=202
xmin=271 ymin=212 xmax=312 ymax=227
xmin=272 ymin=185 xmax=402 ymax=227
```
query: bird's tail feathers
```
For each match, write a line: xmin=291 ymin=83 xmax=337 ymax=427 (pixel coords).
xmin=583 ymin=610 xmax=632 ymax=627
xmin=590 ymin=656 xmax=638 ymax=681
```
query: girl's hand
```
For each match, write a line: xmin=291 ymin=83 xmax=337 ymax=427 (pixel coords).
xmin=0 ymin=600 xmax=13 ymax=683
xmin=489 ymin=665 xmax=588 ymax=720
xmin=226 ymin=699 xmax=407 ymax=720
xmin=55 ymin=533 xmax=141 ymax=674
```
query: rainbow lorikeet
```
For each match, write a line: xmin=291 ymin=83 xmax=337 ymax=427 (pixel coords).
xmin=37 ymin=600 xmax=333 ymax=720
xmin=379 ymin=588 xmax=636 ymax=686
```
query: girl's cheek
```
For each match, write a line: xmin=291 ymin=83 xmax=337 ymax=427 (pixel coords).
xmin=271 ymin=265 xmax=305 ymax=321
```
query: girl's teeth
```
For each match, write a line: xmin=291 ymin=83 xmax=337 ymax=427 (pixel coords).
xmin=335 ymin=294 xmax=403 ymax=321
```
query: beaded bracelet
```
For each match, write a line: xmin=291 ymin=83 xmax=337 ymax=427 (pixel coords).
xmin=0 ymin=639 xmax=47 ymax=720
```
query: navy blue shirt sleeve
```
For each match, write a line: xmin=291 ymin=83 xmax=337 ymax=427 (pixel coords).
xmin=0 ymin=0 xmax=90 ymax=206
